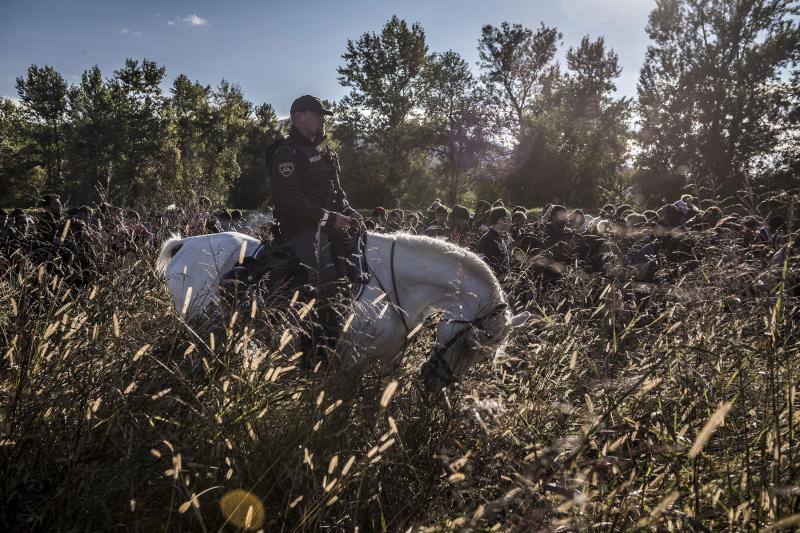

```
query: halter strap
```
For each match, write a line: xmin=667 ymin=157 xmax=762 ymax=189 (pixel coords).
xmin=368 ymin=236 xmax=507 ymax=383
xmin=427 ymin=302 xmax=508 ymax=384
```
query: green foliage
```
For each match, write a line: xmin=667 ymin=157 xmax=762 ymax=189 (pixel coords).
xmin=230 ymin=103 xmax=282 ymax=209
xmin=67 ymin=66 xmax=117 ymax=201
xmin=0 ymin=98 xmax=45 ymax=204
xmin=14 ymin=65 xmax=68 ymax=190
xmin=421 ymin=51 xmax=491 ymax=205
xmin=636 ymin=0 xmax=800 ymax=204
xmin=2 ymin=60 xmax=272 ymax=209
xmin=477 ymin=22 xmax=561 ymax=142
xmin=336 ymin=16 xmax=430 ymax=205
xmin=1 ymin=6 xmax=796 ymax=210
xmin=509 ymin=36 xmax=632 ymax=207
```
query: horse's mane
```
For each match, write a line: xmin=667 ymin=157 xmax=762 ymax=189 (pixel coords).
xmin=391 ymin=232 xmax=506 ymax=303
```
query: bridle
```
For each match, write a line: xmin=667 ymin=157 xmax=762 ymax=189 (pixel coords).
xmin=426 ymin=302 xmax=508 ymax=384
xmin=368 ymin=236 xmax=508 ymax=385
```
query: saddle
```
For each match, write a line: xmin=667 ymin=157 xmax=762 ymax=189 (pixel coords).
xmin=221 ymin=226 xmax=370 ymax=307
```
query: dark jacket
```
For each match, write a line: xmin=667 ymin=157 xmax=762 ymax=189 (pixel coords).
xmin=267 ymin=130 xmax=356 ymax=236
xmin=36 ymin=210 xmax=59 ymax=246
xmin=477 ymin=228 xmax=509 ymax=276
xmin=424 ymin=222 xmax=449 ymax=238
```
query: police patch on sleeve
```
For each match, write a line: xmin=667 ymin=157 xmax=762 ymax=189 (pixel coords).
xmin=278 ymin=161 xmax=294 ymax=177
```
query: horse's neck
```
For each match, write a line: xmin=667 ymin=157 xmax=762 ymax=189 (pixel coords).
xmin=369 ymin=233 xmax=500 ymax=324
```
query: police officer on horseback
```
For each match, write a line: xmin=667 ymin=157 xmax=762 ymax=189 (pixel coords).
xmin=266 ymin=95 xmax=362 ymax=363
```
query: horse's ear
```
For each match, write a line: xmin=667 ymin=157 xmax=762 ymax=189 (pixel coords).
xmin=510 ymin=311 xmax=531 ymax=328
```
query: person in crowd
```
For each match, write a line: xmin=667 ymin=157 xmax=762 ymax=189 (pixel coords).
xmin=449 ymin=205 xmax=472 ymax=246
xmin=740 ymin=215 xmax=762 ymax=245
xmin=699 ymin=206 xmax=723 ymax=228
xmin=623 ymin=226 xmax=659 ymax=283
xmin=623 ymin=212 xmax=645 ymax=228
xmin=655 ymin=204 xmax=685 ymax=232
xmin=424 ymin=204 xmax=450 ymax=238
xmin=370 ymin=207 xmax=388 ymax=231
xmin=185 ymin=196 xmax=221 ymax=235
xmin=31 ymin=194 xmax=63 ymax=264
xmin=230 ymin=209 xmax=244 ymax=232
xmin=674 ymin=194 xmax=701 ymax=217
xmin=125 ymin=210 xmax=154 ymax=248
xmin=386 ymin=209 xmax=404 ymax=232
xmin=540 ymin=205 xmax=574 ymax=263
xmin=614 ymin=204 xmax=634 ymax=223
xmin=424 ymin=200 xmax=443 ymax=227
xmin=477 ymin=206 xmax=512 ymax=277
xmin=7 ymin=212 xmax=33 ymax=257
xmin=643 ymin=210 xmax=659 ymax=225
xmin=568 ymin=209 xmax=586 ymax=233
xmin=757 ymin=215 xmax=786 ymax=248
xmin=510 ymin=210 xmax=528 ymax=242
xmin=36 ymin=194 xmax=62 ymax=245
xmin=214 ymin=208 xmax=232 ymax=232
xmin=472 ymin=200 xmax=491 ymax=232
xmin=404 ymin=212 xmax=420 ymax=234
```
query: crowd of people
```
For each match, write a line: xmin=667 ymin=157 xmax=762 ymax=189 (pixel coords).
xmin=0 ymin=194 xmax=257 ymax=286
xmin=1 ymin=192 xmax=797 ymax=299
xmin=366 ymin=195 xmax=796 ymax=293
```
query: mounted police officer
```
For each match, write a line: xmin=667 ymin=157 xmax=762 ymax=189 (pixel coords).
xmin=266 ymin=95 xmax=362 ymax=364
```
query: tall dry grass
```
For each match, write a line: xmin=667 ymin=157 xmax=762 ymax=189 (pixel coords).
xmin=1 ymin=213 xmax=798 ymax=531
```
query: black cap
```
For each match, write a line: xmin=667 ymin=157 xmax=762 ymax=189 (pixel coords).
xmin=290 ymin=95 xmax=333 ymax=116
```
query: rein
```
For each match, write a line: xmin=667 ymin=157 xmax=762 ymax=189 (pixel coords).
xmin=368 ymin=238 xmax=412 ymax=353
xmin=390 ymin=238 xmax=411 ymax=335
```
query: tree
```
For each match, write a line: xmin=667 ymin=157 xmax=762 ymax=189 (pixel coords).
xmin=15 ymin=65 xmax=69 ymax=190
xmin=170 ymin=74 xmax=213 ymax=198
xmin=107 ymin=59 xmax=169 ymax=202
xmin=230 ymin=102 xmax=281 ymax=208
xmin=421 ymin=50 xmax=491 ymax=205
xmin=206 ymin=80 xmax=253 ymax=204
xmin=167 ymin=77 xmax=254 ymax=204
xmin=637 ymin=0 xmax=800 ymax=204
xmin=336 ymin=16 xmax=430 ymax=205
xmin=477 ymin=22 xmax=561 ymax=144
xmin=0 ymin=98 xmax=45 ymax=205
xmin=561 ymin=36 xmax=631 ymax=205
xmin=66 ymin=66 xmax=116 ymax=202
xmin=508 ymin=36 xmax=631 ymax=206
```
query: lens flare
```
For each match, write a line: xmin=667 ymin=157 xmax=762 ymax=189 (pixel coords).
xmin=219 ymin=489 xmax=265 ymax=531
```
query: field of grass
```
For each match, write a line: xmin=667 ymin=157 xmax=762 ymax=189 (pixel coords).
xmin=1 ymin=225 xmax=798 ymax=531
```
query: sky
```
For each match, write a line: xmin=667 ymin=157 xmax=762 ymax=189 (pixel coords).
xmin=1 ymin=0 xmax=656 ymax=116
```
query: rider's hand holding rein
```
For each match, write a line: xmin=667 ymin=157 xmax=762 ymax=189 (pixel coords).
xmin=325 ymin=212 xmax=352 ymax=231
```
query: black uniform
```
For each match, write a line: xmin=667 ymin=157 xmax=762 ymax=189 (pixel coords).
xmin=267 ymin=129 xmax=358 ymax=286
xmin=477 ymin=228 xmax=510 ymax=276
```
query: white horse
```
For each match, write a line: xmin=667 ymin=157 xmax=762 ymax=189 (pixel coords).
xmin=156 ymin=231 xmax=530 ymax=392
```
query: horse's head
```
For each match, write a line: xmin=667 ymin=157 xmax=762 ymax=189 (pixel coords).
xmin=422 ymin=303 xmax=531 ymax=392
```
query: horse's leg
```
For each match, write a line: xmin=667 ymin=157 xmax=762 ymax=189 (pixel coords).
xmin=325 ymin=337 xmax=372 ymax=401
xmin=381 ymin=348 xmax=404 ymax=374
xmin=325 ymin=314 xmax=394 ymax=401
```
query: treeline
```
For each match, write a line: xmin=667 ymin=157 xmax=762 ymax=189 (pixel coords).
xmin=1 ymin=0 xmax=798 ymax=210
xmin=1 ymin=60 xmax=282 ymax=208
